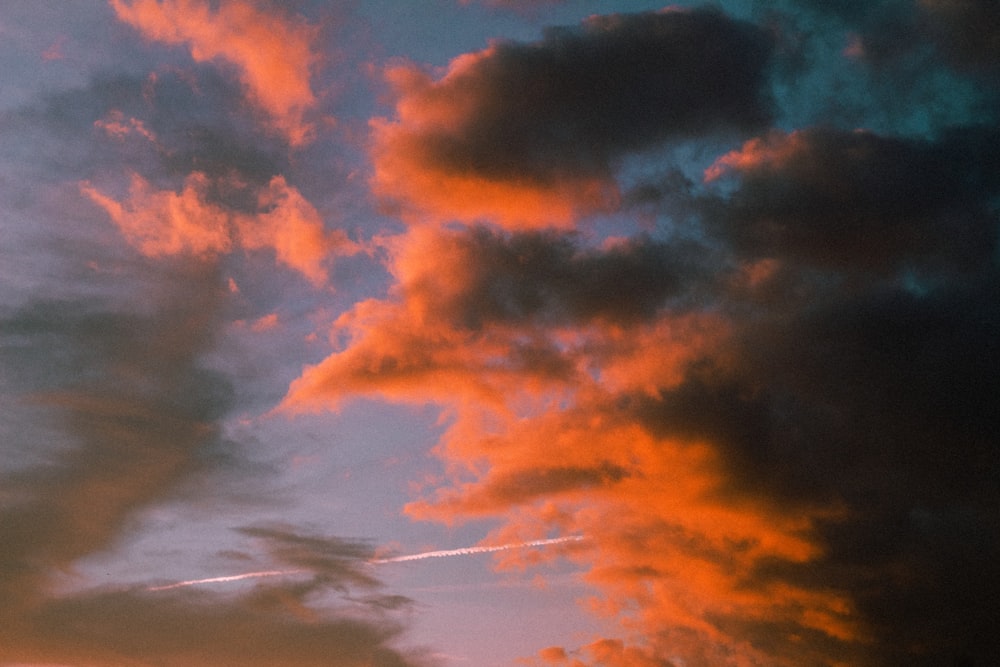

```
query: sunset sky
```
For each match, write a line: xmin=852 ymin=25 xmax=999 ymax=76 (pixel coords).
xmin=1 ymin=1 xmax=998 ymax=666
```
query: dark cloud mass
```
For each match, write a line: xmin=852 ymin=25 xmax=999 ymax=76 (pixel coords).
xmin=423 ymin=6 xmax=774 ymax=181
xmin=703 ymin=125 xmax=1000 ymax=271
xmin=375 ymin=6 xmax=775 ymax=196
xmin=920 ymin=0 xmax=1000 ymax=71
xmin=802 ymin=0 xmax=1000 ymax=75
xmin=410 ymin=226 xmax=706 ymax=329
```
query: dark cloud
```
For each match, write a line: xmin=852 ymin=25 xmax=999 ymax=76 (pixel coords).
xmin=799 ymin=0 xmax=1000 ymax=75
xmin=237 ymin=524 xmax=382 ymax=590
xmin=620 ymin=258 xmax=1000 ymax=664
xmin=361 ymin=110 xmax=1000 ymax=662
xmin=413 ymin=226 xmax=707 ymax=330
xmin=382 ymin=6 xmax=774 ymax=185
xmin=920 ymin=0 xmax=1000 ymax=72
xmin=0 ymin=276 xmax=231 ymax=601
xmin=6 ymin=587 xmax=424 ymax=667
xmin=9 ymin=68 xmax=288 ymax=203
xmin=428 ymin=461 xmax=631 ymax=513
xmin=0 ymin=274 xmax=428 ymax=666
xmin=703 ymin=125 xmax=1000 ymax=273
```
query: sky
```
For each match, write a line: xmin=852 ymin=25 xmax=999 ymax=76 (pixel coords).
xmin=0 ymin=1 xmax=998 ymax=666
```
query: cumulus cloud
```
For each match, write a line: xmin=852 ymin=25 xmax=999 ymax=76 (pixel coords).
xmin=370 ymin=6 xmax=774 ymax=227
xmin=81 ymin=171 xmax=233 ymax=257
xmin=110 ymin=0 xmax=320 ymax=145
xmin=280 ymin=224 xmax=715 ymax=412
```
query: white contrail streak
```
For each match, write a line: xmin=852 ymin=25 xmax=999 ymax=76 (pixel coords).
xmin=147 ymin=569 xmax=307 ymax=591
xmin=369 ymin=535 xmax=585 ymax=564
xmin=145 ymin=536 xmax=585 ymax=590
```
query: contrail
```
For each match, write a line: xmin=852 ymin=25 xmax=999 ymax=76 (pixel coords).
xmin=369 ymin=535 xmax=585 ymax=564
xmin=147 ymin=569 xmax=307 ymax=591
xmin=145 ymin=536 xmax=585 ymax=590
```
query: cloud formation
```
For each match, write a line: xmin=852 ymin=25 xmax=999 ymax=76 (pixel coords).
xmin=702 ymin=126 xmax=1000 ymax=272
xmin=371 ymin=7 xmax=774 ymax=227
xmin=0 ymin=271 xmax=428 ymax=667
xmin=280 ymin=224 xmax=717 ymax=411
xmin=82 ymin=172 xmax=360 ymax=285
xmin=5 ymin=1 xmax=999 ymax=665
xmin=283 ymin=6 xmax=1000 ymax=662
xmin=110 ymin=0 xmax=320 ymax=145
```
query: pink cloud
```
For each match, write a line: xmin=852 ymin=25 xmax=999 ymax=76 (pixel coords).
xmin=236 ymin=176 xmax=361 ymax=287
xmin=82 ymin=173 xmax=358 ymax=285
xmin=110 ymin=0 xmax=319 ymax=145
xmin=81 ymin=172 xmax=232 ymax=257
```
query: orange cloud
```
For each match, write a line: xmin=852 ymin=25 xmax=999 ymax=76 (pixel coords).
xmin=82 ymin=173 xmax=357 ymax=284
xmin=370 ymin=8 xmax=774 ymax=228
xmin=280 ymin=224 xmax=705 ymax=412
xmin=94 ymin=109 xmax=158 ymax=142
xmin=703 ymin=130 xmax=811 ymax=182
xmin=404 ymin=400 xmax=858 ymax=666
xmin=110 ymin=0 xmax=319 ymax=145
xmin=370 ymin=104 xmax=616 ymax=229
xmin=278 ymin=223 xmax=864 ymax=665
xmin=370 ymin=48 xmax=623 ymax=229
xmin=81 ymin=172 xmax=231 ymax=257
xmin=236 ymin=176 xmax=361 ymax=286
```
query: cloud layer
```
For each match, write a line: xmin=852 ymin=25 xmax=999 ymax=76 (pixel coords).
xmin=284 ymin=5 xmax=1000 ymax=665
xmin=3 ymin=1 xmax=998 ymax=666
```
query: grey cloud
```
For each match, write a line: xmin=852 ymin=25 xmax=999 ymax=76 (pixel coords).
xmin=6 ymin=68 xmax=288 ymax=205
xmin=238 ymin=525 xmax=382 ymax=591
xmin=619 ymin=263 xmax=1000 ymax=664
xmin=416 ymin=226 xmax=708 ymax=330
xmin=797 ymin=0 xmax=1000 ymax=75
xmin=703 ymin=126 xmax=1000 ymax=273
xmin=0 ymin=271 xmax=232 ymax=600
xmin=5 ymin=586 xmax=427 ymax=667
xmin=0 ymin=278 xmax=429 ymax=666
xmin=402 ymin=6 xmax=774 ymax=184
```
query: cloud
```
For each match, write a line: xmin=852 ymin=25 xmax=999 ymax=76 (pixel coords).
xmin=110 ymin=0 xmax=319 ymax=145
xmin=919 ymin=0 xmax=1000 ymax=71
xmin=0 ymin=278 xmax=429 ymax=667
xmin=279 ymin=224 xmax=717 ymax=412
xmin=3 ymin=587 xmax=425 ymax=667
xmin=237 ymin=175 xmax=363 ymax=286
xmin=81 ymin=171 xmax=233 ymax=257
xmin=82 ymin=172 xmax=360 ymax=285
xmin=801 ymin=0 xmax=1000 ymax=78
xmin=370 ymin=7 xmax=774 ymax=227
xmin=702 ymin=126 xmax=1000 ymax=272
xmin=285 ymin=113 xmax=1000 ymax=664
xmin=0 ymin=273 xmax=231 ymax=606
